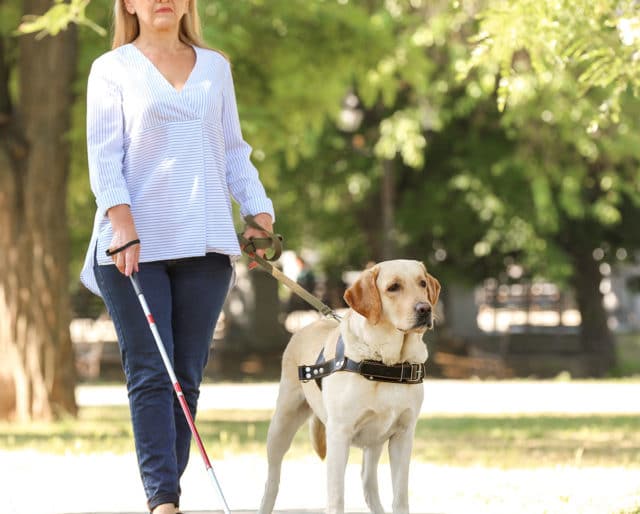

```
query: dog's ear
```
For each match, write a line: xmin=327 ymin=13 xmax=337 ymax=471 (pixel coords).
xmin=426 ymin=273 xmax=441 ymax=306
xmin=344 ymin=266 xmax=382 ymax=324
xmin=420 ymin=262 xmax=441 ymax=306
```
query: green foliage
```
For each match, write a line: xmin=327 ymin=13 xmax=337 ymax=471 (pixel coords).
xmin=0 ymin=3 xmax=21 ymax=35
xmin=435 ymin=0 xmax=640 ymax=283
xmin=18 ymin=0 xmax=640 ymax=297
xmin=375 ymin=109 xmax=427 ymax=167
xmin=467 ymin=0 xmax=640 ymax=123
xmin=200 ymin=0 xmax=391 ymax=173
xmin=17 ymin=0 xmax=105 ymax=38
xmin=613 ymin=333 xmax=640 ymax=377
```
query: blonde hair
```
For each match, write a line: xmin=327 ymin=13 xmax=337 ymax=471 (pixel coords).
xmin=112 ymin=0 xmax=215 ymax=51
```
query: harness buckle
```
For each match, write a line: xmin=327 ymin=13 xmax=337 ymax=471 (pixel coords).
xmin=409 ymin=363 xmax=423 ymax=382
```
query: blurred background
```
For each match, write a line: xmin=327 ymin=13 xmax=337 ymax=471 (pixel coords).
xmin=2 ymin=0 xmax=640 ymax=419
xmin=1 ymin=2 xmax=640 ymax=512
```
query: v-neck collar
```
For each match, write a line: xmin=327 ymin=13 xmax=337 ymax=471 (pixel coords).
xmin=127 ymin=43 xmax=199 ymax=94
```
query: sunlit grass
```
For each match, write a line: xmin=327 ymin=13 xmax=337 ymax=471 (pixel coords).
xmin=0 ymin=405 xmax=135 ymax=453
xmin=413 ymin=415 xmax=640 ymax=468
xmin=1 ymin=406 xmax=639 ymax=468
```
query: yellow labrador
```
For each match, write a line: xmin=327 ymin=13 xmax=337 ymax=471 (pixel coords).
xmin=259 ymin=259 xmax=440 ymax=514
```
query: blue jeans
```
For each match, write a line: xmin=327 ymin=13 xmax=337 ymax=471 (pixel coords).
xmin=94 ymin=252 xmax=233 ymax=511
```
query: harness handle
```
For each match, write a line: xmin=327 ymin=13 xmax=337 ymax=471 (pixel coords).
xmin=238 ymin=214 xmax=284 ymax=262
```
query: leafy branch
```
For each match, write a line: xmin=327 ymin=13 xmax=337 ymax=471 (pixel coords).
xmin=17 ymin=0 xmax=105 ymax=38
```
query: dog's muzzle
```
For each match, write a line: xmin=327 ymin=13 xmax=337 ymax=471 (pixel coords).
xmin=414 ymin=302 xmax=433 ymax=329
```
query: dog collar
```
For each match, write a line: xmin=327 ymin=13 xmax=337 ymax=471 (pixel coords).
xmin=297 ymin=335 xmax=426 ymax=389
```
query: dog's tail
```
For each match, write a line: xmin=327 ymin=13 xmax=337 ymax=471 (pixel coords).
xmin=309 ymin=415 xmax=326 ymax=460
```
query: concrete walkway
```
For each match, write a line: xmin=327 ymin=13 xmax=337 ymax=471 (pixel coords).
xmin=4 ymin=451 xmax=640 ymax=514
xmin=5 ymin=380 xmax=640 ymax=514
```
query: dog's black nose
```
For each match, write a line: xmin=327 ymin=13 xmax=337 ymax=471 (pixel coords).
xmin=414 ymin=302 xmax=433 ymax=328
xmin=415 ymin=302 xmax=431 ymax=315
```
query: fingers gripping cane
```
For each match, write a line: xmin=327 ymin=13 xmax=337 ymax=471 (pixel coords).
xmin=129 ymin=274 xmax=232 ymax=514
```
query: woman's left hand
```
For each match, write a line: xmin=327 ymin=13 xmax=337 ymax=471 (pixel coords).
xmin=242 ymin=212 xmax=274 ymax=262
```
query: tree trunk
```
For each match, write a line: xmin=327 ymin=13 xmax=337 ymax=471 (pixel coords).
xmin=381 ymin=158 xmax=397 ymax=260
xmin=570 ymin=248 xmax=617 ymax=377
xmin=0 ymin=1 xmax=78 ymax=421
xmin=248 ymin=268 xmax=289 ymax=351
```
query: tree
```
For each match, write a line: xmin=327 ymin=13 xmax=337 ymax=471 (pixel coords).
xmin=365 ymin=0 xmax=640 ymax=374
xmin=233 ymin=0 xmax=640 ymax=375
xmin=0 ymin=0 xmax=77 ymax=420
xmin=466 ymin=0 xmax=640 ymax=123
xmin=461 ymin=0 xmax=640 ymax=374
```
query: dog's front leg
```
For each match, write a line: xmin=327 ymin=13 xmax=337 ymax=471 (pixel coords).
xmin=362 ymin=444 xmax=385 ymax=514
xmin=259 ymin=385 xmax=312 ymax=514
xmin=388 ymin=427 xmax=415 ymax=514
xmin=325 ymin=423 xmax=351 ymax=514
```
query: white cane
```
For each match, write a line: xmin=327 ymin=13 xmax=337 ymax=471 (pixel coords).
xmin=129 ymin=273 xmax=232 ymax=514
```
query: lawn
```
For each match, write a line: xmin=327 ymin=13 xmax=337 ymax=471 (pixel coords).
xmin=1 ymin=406 xmax=638 ymax=468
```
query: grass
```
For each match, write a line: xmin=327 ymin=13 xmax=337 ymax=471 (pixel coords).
xmin=414 ymin=414 xmax=640 ymax=468
xmin=1 ymin=406 xmax=639 ymax=468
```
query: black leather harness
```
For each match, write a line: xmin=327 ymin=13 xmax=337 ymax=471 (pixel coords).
xmin=297 ymin=335 xmax=426 ymax=389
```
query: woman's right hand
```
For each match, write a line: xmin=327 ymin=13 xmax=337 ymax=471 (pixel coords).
xmin=107 ymin=204 xmax=140 ymax=276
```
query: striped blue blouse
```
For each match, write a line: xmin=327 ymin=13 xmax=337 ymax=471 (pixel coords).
xmin=80 ymin=44 xmax=275 ymax=296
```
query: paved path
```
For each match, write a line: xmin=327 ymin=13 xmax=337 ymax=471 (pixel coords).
xmin=4 ymin=452 xmax=640 ymax=514
xmin=77 ymin=379 xmax=640 ymax=415
xmin=5 ymin=380 xmax=640 ymax=514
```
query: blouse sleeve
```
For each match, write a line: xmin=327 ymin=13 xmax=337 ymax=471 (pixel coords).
xmin=221 ymin=62 xmax=275 ymax=220
xmin=86 ymin=59 xmax=131 ymax=216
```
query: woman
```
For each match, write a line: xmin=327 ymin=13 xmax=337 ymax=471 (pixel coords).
xmin=79 ymin=0 xmax=275 ymax=512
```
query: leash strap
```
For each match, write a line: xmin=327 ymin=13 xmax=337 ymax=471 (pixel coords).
xmin=248 ymin=252 xmax=340 ymax=320
xmin=106 ymin=238 xmax=140 ymax=256
xmin=238 ymin=216 xmax=341 ymax=321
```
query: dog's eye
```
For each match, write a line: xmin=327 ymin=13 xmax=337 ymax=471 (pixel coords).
xmin=420 ymin=279 xmax=427 ymax=288
xmin=387 ymin=283 xmax=401 ymax=292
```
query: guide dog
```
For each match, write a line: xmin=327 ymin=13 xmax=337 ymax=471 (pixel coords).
xmin=258 ymin=259 xmax=440 ymax=514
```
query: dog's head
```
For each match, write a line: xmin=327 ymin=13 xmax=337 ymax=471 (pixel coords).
xmin=343 ymin=260 xmax=440 ymax=333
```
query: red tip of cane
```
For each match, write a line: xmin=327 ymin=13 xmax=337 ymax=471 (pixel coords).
xmin=147 ymin=314 xmax=155 ymax=324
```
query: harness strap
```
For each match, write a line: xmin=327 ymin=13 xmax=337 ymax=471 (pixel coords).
xmin=299 ymin=341 xmax=348 ymax=389
xmin=298 ymin=336 xmax=425 ymax=387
